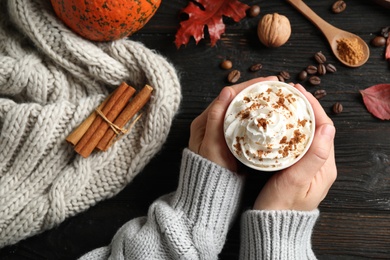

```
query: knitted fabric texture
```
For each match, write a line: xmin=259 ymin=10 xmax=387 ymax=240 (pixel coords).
xmin=0 ymin=0 xmax=181 ymax=248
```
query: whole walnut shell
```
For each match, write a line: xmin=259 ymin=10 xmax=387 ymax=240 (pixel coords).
xmin=257 ymin=13 xmax=291 ymax=48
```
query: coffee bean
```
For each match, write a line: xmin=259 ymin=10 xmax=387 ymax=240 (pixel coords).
xmin=325 ymin=63 xmax=337 ymax=73
xmin=220 ymin=60 xmax=233 ymax=70
xmin=247 ymin=5 xmax=260 ymax=17
xmin=314 ymin=89 xmax=327 ymax=99
xmin=306 ymin=65 xmax=318 ymax=75
xmin=280 ymin=71 xmax=290 ymax=80
xmin=250 ymin=63 xmax=263 ymax=72
xmin=308 ymin=76 xmax=321 ymax=85
xmin=318 ymin=64 xmax=327 ymax=76
xmin=332 ymin=102 xmax=343 ymax=114
xmin=314 ymin=52 xmax=327 ymax=64
xmin=277 ymin=74 xmax=285 ymax=82
xmin=371 ymin=36 xmax=386 ymax=47
xmin=227 ymin=69 xmax=241 ymax=83
xmin=381 ymin=26 xmax=390 ymax=38
xmin=332 ymin=0 xmax=346 ymax=14
xmin=298 ymin=70 xmax=307 ymax=81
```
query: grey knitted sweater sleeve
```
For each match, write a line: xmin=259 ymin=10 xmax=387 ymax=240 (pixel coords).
xmin=240 ymin=210 xmax=319 ymax=259
xmin=79 ymin=148 xmax=319 ymax=259
xmin=79 ymin=148 xmax=245 ymax=259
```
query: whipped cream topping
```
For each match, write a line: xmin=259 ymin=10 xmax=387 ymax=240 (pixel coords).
xmin=224 ymin=81 xmax=314 ymax=170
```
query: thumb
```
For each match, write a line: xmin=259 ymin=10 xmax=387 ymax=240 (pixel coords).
xmin=203 ymin=87 xmax=233 ymax=141
xmin=286 ymin=123 xmax=336 ymax=183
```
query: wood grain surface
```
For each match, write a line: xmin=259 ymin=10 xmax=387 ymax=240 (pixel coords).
xmin=1 ymin=0 xmax=389 ymax=259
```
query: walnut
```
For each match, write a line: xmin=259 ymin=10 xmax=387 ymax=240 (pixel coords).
xmin=257 ymin=13 xmax=291 ymax=48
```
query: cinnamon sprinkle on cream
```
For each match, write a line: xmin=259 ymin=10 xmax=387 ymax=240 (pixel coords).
xmin=298 ymin=119 xmax=308 ymax=127
xmin=257 ymin=118 xmax=267 ymax=130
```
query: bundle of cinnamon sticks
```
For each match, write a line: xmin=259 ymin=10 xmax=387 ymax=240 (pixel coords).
xmin=66 ymin=82 xmax=153 ymax=158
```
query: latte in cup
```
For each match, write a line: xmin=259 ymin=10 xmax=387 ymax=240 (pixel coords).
xmin=224 ymin=81 xmax=315 ymax=171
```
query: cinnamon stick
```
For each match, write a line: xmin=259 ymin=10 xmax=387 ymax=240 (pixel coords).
xmin=96 ymin=84 xmax=153 ymax=151
xmin=74 ymin=82 xmax=136 ymax=157
xmin=66 ymin=94 xmax=111 ymax=146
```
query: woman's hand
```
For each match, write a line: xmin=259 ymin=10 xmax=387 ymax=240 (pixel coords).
xmin=253 ymin=83 xmax=337 ymax=211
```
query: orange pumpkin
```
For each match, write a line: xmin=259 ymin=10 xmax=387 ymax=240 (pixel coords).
xmin=50 ymin=0 xmax=161 ymax=41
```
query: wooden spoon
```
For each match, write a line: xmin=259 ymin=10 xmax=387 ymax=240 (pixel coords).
xmin=287 ymin=0 xmax=370 ymax=67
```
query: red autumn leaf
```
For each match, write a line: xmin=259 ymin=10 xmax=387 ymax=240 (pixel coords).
xmin=360 ymin=84 xmax=390 ymax=120
xmin=175 ymin=0 xmax=250 ymax=48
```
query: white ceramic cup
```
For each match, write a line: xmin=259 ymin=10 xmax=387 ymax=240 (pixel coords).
xmin=224 ymin=81 xmax=315 ymax=171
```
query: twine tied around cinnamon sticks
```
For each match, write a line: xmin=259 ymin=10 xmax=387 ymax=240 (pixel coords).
xmin=94 ymin=108 xmax=129 ymax=136
xmin=66 ymin=82 xmax=153 ymax=158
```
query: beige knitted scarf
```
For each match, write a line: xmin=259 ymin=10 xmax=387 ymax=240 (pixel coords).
xmin=0 ymin=0 xmax=181 ymax=247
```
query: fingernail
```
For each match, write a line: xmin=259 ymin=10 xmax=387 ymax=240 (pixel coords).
xmin=218 ymin=87 xmax=231 ymax=102
xmin=321 ymin=124 xmax=336 ymax=140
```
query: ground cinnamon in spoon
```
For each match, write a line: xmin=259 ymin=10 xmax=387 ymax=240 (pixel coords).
xmin=336 ymin=37 xmax=364 ymax=65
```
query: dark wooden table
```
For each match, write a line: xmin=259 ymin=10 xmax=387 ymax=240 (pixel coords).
xmin=1 ymin=0 xmax=389 ymax=259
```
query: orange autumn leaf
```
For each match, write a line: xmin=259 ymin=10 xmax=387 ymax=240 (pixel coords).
xmin=360 ymin=84 xmax=390 ymax=120
xmin=175 ymin=0 xmax=250 ymax=48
